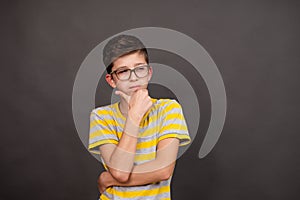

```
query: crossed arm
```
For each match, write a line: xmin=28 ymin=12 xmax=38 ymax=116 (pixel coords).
xmin=98 ymin=137 xmax=180 ymax=193
xmin=97 ymin=89 xmax=180 ymax=192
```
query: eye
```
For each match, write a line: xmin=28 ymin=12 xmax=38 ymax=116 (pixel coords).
xmin=136 ymin=66 xmax=147 ymax=71
xmin=117 ymin=69 xmax=130 ymax=74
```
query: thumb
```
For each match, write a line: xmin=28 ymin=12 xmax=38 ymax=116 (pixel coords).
xmin=115 ymin=90 xmax=130 ymax=103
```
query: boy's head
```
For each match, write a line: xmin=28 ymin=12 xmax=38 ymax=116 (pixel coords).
xmin=103 ymin=34 xmax=149 ymax=74
xmin=103 ymin=34 xmax=152 ymax=96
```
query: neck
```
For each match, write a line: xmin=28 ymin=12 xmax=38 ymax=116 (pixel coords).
xmin=119 ymin=99 xmax=128 ymax=117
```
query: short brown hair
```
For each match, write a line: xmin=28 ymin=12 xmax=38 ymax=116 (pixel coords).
xmin=103 ymin=34 xmax=149 ymax=74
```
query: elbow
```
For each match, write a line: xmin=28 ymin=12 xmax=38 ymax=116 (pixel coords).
xmin=110 ymin=169 xmax=130 ymax=183
xmin=115 ymin=173 xmax=130 ymax=183
xmin=161 ymin=168 xmax=173 ymax=181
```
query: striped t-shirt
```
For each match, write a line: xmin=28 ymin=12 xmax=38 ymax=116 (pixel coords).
xmin=89 ymin=98 xmax=191 ymax=200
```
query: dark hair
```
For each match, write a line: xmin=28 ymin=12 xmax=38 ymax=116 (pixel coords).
xmin=103 ymin=34 xmax=149 ymax=74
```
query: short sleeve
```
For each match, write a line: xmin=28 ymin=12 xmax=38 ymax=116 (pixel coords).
xmin=88 ymin=110 xmax=119 ymax=155
xmin=158 ymin=100 xmax=191 ymax=146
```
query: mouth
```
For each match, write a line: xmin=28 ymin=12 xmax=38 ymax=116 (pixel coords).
xmin=129 ymin=85 xmax=142 ymax=90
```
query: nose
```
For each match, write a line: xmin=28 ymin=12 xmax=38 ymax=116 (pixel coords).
xmin=129 ymin=70 xmax=138 ymax=81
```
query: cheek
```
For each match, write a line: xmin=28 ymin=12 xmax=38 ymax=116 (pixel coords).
xmin=115 ymin=82 xmax=127 ymax=89
xmin=142 ymin=76 xmax=151 ymax=83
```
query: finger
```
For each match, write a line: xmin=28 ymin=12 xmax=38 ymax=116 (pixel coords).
xmin=115 ymin=90 xmax=130 ymax=103
xmin=134 ymin=88 xmax=148 ymax=97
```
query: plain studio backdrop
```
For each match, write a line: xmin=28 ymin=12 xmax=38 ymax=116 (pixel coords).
xmin=1 ymin=0 xmax=300 ymax=200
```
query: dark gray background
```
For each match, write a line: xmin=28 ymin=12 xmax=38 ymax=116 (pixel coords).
xmin=1 ymin=0 xmax=300 ymax=199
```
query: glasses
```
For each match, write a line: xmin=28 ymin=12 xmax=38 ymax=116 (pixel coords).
xmin=110 ymin=64 xmax=150 ymax=81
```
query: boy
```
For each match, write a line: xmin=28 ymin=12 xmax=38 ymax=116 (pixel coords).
xmin=88 ymin=34 xmax=191 ymax=200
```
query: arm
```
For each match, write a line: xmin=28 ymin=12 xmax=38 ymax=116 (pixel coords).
xmin=100 ymin=89 xmax=153 ymax=182
xmin=99 ymin=137 xmax=179 ymax=190
xmin=101 ymin=118 xmax=139 ymax=183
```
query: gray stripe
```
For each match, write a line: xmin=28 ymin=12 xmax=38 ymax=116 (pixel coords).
xmin=158 ymin=99 xmax=178 ymax=108
xmin=93 ymin=113 xmax=114 ymax=119
xmin=91 ymin=110 xmax=120 ymax=134
xmin=135 ymin=160 xmax=155 ymax=165
xmin=159 ymin=129 xmax=189 ymax=136
xmin=162 ymin=119 xmax=186 ymax=127
xmin=139 ymin=121 xmax=159 ymax=131
xmin=135 ymin=146 xmax=156 ymax=154
xmin=91 ymin=110 xmax=115 ymax=124
xmin=89 ymin=125 xmax=113 ymax=134
xmin=93 ymin=106 xmax=120 ymax=119
xmin=89 ymin=134 xmax=118 ymax=144
xmin=164 ymin=107 xmax=182 ymax=115
xmin=114 ymin=179 xmax=170 ymax=191
xmin=100 ymin=191 xmax=113 ymax=200
xmin=105 ymin=191 xmax=170 ymax=200
xmin=137 ymin=132 xmax=158 ymax=141
xmin=114 ymin=117 xmax=125 ymax=127
xmin=107 ymin=179 xmax=171 ymax=200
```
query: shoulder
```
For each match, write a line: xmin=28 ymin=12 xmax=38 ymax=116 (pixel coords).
xmin=90 ymin=103 xmax=117 ymax=118
xmin=155 ymin=98 xmax=182 ymax=108
xmin=152 ymin=98 xmax=182 ymax=113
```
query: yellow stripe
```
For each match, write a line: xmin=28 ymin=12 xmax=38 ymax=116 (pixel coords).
xmin=139 ymin=126 xmax=159 ymax=137
xmin=116 ymin=131 xmax=123 ymax=139
xmin=136 ymin=139 xmax=156 ymax=149
xmin=158 ymin=99 xmax=172 ymax=108
xmin=89 ymin=139 xmax=118 ymax=150
xmin=95 ymin=109 xmax=113 ymax=116
xmin=158 ymin=133 xmax=178 ymax=141
xmin=99 ymin=192 xmax=111 ymax=200
xmin=134 ymin=151 xmax=156 ymax=162
xmin=140 ymin=113 xmax=159 ymax=126
xmin=89 ymin=129 xmax=115 ymax=139
xmin=164 ymin=113 xmax=181 ymax=121
xmin=163 ymin=102 xmax=180 ymax=114
xmin=106 ymin=185 xmax=170 ymax=198
xmin=90 ymin=118 xmax=116 ymax=128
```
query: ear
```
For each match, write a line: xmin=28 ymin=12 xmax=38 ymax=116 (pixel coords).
xmin=147 ymin=65 xmax=153 ymax=81
xmin=105 ymin=74 xmax=116 ymax=88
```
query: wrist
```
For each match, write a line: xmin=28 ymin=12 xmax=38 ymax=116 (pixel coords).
xmin=123 ymin=114 xmax=140 ymax=137
xmin=128 ymin=110 xmax=143 ymax=123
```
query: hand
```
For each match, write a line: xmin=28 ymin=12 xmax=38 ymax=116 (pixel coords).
xmin=115 ymin=89 xmax=153 ymax=122
xmin=97 ymin=171 xmax=110 ymax=194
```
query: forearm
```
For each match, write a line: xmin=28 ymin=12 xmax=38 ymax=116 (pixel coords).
xmin=106 ymin=166 xmax=172 ymax=187
xmin=100 ymin=138 xmax=179 ymax=189
xmin=107 ymin=112 xmax=141 ymax=178
xmin=106 ymin=160 xmax=175 ymax=187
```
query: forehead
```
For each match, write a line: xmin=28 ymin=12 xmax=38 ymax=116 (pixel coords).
xmin=112 ymin=52 xmax=147 ymax=71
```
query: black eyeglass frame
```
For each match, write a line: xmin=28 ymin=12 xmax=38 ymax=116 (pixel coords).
xmin=109 ymin=64 xmax=150 ymax=81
